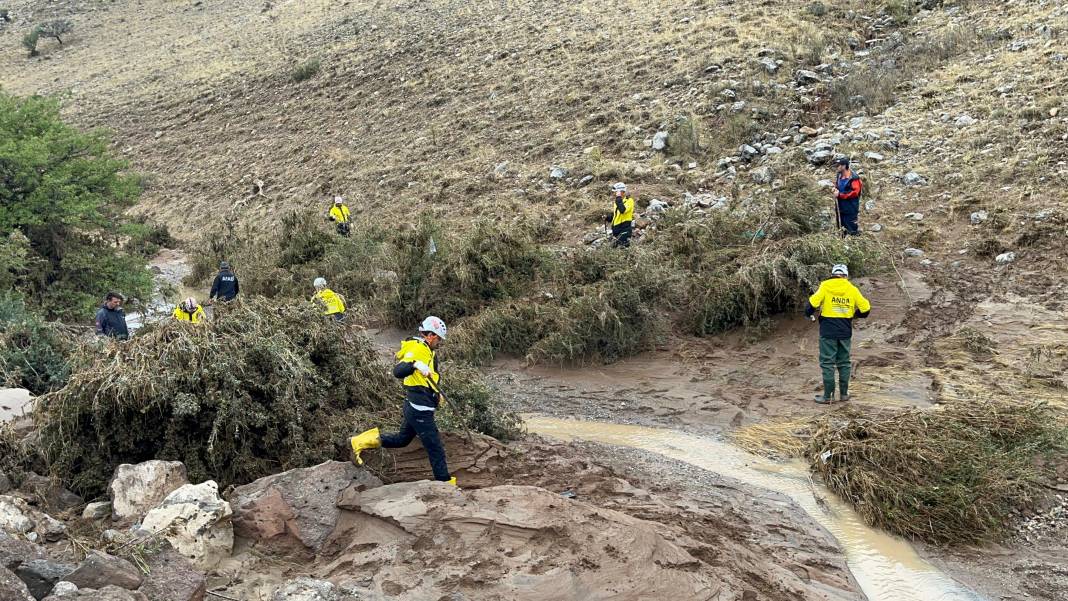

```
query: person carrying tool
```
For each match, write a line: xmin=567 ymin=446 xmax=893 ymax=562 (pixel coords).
xmin=350 ymin=317 xmax=456 ymax=485
xmin=832 ymin=157 xmax=862 ymax=236
xmin=173 ymin=297 xmax=207 ymax=323
xmin=312 ymin=277 xmax=346 ymax=321
xmin=608 ymin=182 xmax=635 ymax=247
xmin=209 ymin=261 xmax=240 ymax=302
xmin=94 ymin=292 xmax=129 ymax=339
xmin=328 ymin=196 xmax=352 ymax=236
xmin=805 ymin=264 xmax=870 ymax=404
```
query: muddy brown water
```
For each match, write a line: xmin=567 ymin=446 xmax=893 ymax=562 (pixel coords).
xmin=525 ymin=416 xmax=987 ymax=601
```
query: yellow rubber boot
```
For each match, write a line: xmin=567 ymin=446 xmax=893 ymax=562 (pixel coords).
xmin=349 ymin=428 xmax=381 ymax=465
xmin=447 ymin=476 xmax=457 ymax=487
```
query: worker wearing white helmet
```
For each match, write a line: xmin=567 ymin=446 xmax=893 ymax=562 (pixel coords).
xmin=328 ymin=195 xmax=352 ymax=236
xmin=805 ymin=264 xmax=871 ymax=404
xmin=350 ymin=316 xmax=456 ymax=485
xmin=609 ymin=182 xmax=635 ymax=248
xmin=311 ymin=277 xmax=346 ymax=321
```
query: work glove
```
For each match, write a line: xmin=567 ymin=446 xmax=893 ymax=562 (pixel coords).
xmin=412 ymin=361 xmax=432 ymax=377
xmin=809 ymin=315 xmax=817 ymax=322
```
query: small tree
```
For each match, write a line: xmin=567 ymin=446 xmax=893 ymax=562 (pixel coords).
xmin=37 ymin=19 xmax=72 ymax=44
xmin=21 ymin=27 xmax=38 ymax=57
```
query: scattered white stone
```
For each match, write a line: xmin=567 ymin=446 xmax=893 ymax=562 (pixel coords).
xmin=50 ymin=582 xmax=79 ymax=597
xmin=904 ymin=248 xmax=925 ymax=257
xmin=646 ymin=199 xmax=669 ymax=215
xmin=904 ymin=212 xmax=924 ymax=221
xmin=863 ymin=151 xmax=884 ymax=162
xmin=549 ymin=167 xmax=568 ymax=179
xmin=954 ymin=114 xmax=977 ymax=127
xmin=995 ymin=252 xmax=1016 ymax=264
xmin=970 ymin=210 xmax=988 ymax=225
xmin=651 ymin=131 xmax=668 ymax=151
xmin=869 ymin=223 xmax=883 ymax=232
xmin=751 ymin=166 xmax=773 ymax=184
xmin=82 ymin=502 xmax=111 ymax=520
xmin=903 ymin=172 xmax=927 ymax=186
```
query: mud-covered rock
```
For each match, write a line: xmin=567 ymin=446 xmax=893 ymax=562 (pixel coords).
xmin=138 ymin=548 xmax=206 ymax=601
xmin=330 ymin=482 xmax=719 ymax=600
xmin=65 ymin=551 xmax=143 ymax=591
xmin=141 ymin=481 xmax=232 ymax=570
xmin=231 ymin=461 xmax=380 ymax=555
xmin=109 ymin=461 xmax=188 ymax=522
xmin=14 ymin=559 xmax=75 ymax=600
xmin=366 ymin=432 xmax=507 ymax=488
xmin=0 ymin=566 xmax=35 ymax=601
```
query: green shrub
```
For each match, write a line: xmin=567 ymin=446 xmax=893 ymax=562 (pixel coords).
xmin=0 ymin=295 xmax=72 ymax=395
xmin=292 ymin=58 xmax=321 ymax=82
xmin=0 ymin=91 xmax=153 ymax=319
xmin=37 ymin=19 xmax=72 ymax=44
xmin=21 ymin=27 xmax=38 ymax=57
xmin=119 ymin=221 xmax=176 ymax=258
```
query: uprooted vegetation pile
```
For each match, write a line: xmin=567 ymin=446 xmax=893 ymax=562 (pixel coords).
xmin=807 ymin=401 xmax=1068 ymax=545
xmin=189 ymin=176 xmax=883 ymax=365
xmin=32 ymin=299 xmax=519 ymax=498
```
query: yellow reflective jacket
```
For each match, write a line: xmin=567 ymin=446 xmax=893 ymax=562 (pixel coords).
xmin=807 ymin=277 xmax=871 ymax=339
xmin=612 ymin=195 xmax=635 ymax=226
xmin=395 ymin=337 xmax=440 ymax=400
xmin=329 ymin=204 xmax=351 ymax=223
xmin=173 ymin=305 xmax=206 ymax=323
xmin=313 ymin=289 xmax=346 ymax=315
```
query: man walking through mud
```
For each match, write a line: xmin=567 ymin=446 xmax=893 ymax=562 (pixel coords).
xmin=805 ymin=264 xmax=870 ymax=403
xmin=349 ymin=317 xmax=456 ymax=486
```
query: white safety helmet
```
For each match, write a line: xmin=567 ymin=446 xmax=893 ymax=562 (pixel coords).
xmin=334 ymin=196 xmax=344 ymax=205
xmin=831 ymin=264 xmax=849 ymax=277
xmin=611 ymin=182 xmax=627 ymax=193
xmin=419 ymin=315 xmax=447 ymax=340
xmin=181 ymin=297 xmax=197 ymax=312
xmin=314 ymin=277 xmax=327 ymax=289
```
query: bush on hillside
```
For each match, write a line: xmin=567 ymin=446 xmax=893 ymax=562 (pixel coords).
xmin=37 ymin=19 xmax=72 ymax=44
xmin=21 ymin=27 xmax=38 ymax=56
xmin=0 ymin=295 xmax=73 ymax=395
xmin=0 ymin=90 xmax=153 ymax=319
xmin=34 ymin=299 xmax=517 ymax=497
xmin=292 ymin=58 xmax=321 ymax=82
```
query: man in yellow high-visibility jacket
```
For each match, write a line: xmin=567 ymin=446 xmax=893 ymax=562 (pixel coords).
xmin=609 ymin=182 xmax=635 ymax=247
xmin=349 ymin=316 xmax=456 ymax=486
xmin=312 ymin=277 xmax=346 ymax=321
xmin=173 ymin=297 xmax=206 ymax=323
xmin=328 ymin=196 xmax=351 ymax=236
xmin=805 ymin=264 xmax=870 ymax=403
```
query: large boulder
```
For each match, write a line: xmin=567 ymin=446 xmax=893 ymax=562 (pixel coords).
xmin=109 ymin=461 xmax=188 ymax=523
xmin=140 ymin=481 xmax=232 ymax=570
xmin=0 ymin=566 xmax=35 ymax=601
xmin=230 ymin=461 xmax=380 ymax=555
xmin=0 ymin=531 xmax=47 ymax=569
xmin=65 ymin=551 xmax=143 ymax=591
xmin=138 ymin=548 xmax=206 ymax=601
xmin=13 ymin=559 xmax=75 ymax=600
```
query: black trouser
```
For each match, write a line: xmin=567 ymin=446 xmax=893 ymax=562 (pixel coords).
xmin=839 ymin=211 xmax=859 ymax=236
xmin=611 ymin=222 xmax=633 ymax=247
xmin=336 ymin=222 xmax=351 ymax=236
xmin=380 ymin=402 xmax=450 ymax=481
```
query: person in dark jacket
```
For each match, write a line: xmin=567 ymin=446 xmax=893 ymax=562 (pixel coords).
xmin=94 ymin=292 xmax=129 ymax=340
xmin=833 ymin=157 xmax=862 ymax=236
xmin=209 ymin=261 xmax=239 ymax=302
xmin=805 ymin=264 xmax=871 ymax=403
xmin=348 ymin=316 xmax=456 ymax=485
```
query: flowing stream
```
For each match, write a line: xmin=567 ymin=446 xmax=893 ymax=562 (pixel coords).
xmin=525 ymin=416 xmax=987 ymax=601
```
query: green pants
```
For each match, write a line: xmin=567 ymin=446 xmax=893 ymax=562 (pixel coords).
xmin=818 ymin=337 xmax=852 ymax=399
